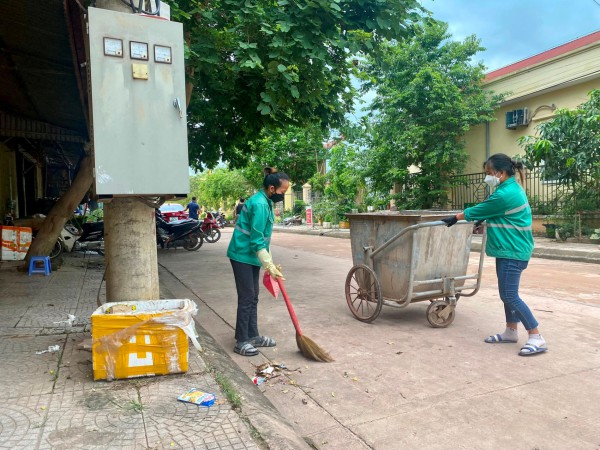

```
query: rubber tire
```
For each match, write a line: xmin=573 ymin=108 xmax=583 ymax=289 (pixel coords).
xmin=345 ymin=264 xmax=383 ymax=323
xmin=49 ymin=240 xmax=63 ymax=259
xmin=204 ymin=228 xmax=221 ymax=243
xmin=426 ymin=300 xmax=455 ymax=328
xmin=183 ymin=232 xmax=203 ymax=251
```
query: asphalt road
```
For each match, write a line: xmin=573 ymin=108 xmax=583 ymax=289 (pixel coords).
xmin=159 ymin=228 xmax=600 ymax=450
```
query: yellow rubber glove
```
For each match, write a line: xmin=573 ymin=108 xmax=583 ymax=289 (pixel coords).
xmin=257 ymin=248 xmax=284 ymax=279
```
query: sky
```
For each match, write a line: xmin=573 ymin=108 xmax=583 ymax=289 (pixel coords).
xmin=420 ymin=0 xmax=600 ymax=71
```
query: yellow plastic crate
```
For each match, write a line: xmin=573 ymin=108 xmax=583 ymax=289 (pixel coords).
xmin=91 ymin=299 xmax=199 ymax=381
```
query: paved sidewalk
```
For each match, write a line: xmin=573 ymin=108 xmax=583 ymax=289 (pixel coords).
xmin=273 ymin=224 xmax=600 ymax=264
xmin=0 ymin=256 xmax=264 ymax=450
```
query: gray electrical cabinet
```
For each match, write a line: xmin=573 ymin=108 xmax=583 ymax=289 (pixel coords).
xmin=88 ymin=7 xmax=189 ymax=197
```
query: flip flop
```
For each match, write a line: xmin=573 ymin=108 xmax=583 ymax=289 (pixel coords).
xmin=518 ymin=343 xmax=547 ymax=356
xmin=250 ymin=336 xmax=277 ymax=347
xmin=484 ymin=333 xmax=518 ymax=344
xmin=234 ymin=342 xmax=259 ymax=356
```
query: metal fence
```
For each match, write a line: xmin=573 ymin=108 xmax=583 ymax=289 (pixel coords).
xmin=450 ymin=168 xmax=590 ymax=214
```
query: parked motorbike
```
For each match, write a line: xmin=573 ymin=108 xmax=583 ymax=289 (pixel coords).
xmin=155 ymin=210 xmax=203 ymax=251
xmin=201 ymin=212 xmax=221 ymax=243
xmin=283 ymin=215 xmax=302 ymax=226
xmin=50 ymin=221 xmax=105 ymax=259
xmin=211 ymin=211 xmax=228 ymax=228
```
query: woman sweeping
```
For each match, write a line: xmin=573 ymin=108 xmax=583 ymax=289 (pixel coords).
xmin=442 ymin=153 xmax=547 ymax=356
xmin=227 ymin=168 xmax=290 ymax=356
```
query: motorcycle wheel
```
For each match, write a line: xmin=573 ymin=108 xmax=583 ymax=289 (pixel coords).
xmin=49 ymin=240 xmax=63 ymax=259
xmin=183 ymin=232 xmax=203 ymax=251
xmin=204 ymin=228 xmax=221 ymax=243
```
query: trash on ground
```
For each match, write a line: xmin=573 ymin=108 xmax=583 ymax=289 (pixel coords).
xmin=53 ymin=314 xmax=76 ymax=328
xmin=252 ymin=362 xmax=288 ymax=384
xmin=36 ymin=345 xmax=60 ymax=354
xmin=177 ymin=388 xmax=216 ymax=407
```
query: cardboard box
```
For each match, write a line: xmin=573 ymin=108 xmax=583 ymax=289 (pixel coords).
xmin=0 ymin=226 xmax=32 ymax=261
xmin=91 ymin=299 xmax=200 ymax=381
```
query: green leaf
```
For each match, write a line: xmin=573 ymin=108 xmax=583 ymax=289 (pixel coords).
xmin=290 ymin=85 xmax=300 ymax=98
xmin=277 ymin=21 xmax=292 ymax=32
xmin=257 ymin=103 xmax=272 ymax=115
xmin=277 ymin=64 xmax=287 ymax=72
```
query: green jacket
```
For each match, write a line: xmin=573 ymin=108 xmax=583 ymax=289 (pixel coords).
xmin=464 ymin=177 xmax=534 ymax=261
xmin=227 ymin=190 xmax=274 ymax=266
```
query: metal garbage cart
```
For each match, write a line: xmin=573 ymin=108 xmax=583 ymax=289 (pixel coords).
xmin=344 ymin=211 xmax=487 ymax=327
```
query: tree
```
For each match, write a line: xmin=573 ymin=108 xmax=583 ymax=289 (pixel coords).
xmin=361 ymin=20 xmax=504 ymax=208
xmin=164 ymin=0 xmax=424 ymax=170
xmin=244 ymin=125 xmax=328 ymax=186
xmin=190 ymin=168 xmax=253 ymax=210
xmin=520 ymin=89 xmax=600 ymax=211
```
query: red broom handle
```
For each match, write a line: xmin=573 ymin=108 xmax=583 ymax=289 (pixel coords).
xmin=277 ymin=279 xmax=303 ymax=337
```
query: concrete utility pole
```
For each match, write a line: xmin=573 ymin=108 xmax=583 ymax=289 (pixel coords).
xmin=95 ymin=0 xmax=159 ymax=301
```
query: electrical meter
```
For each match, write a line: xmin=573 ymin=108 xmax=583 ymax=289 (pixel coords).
xmin=154 ymin=45 xmax=172 ymax=63
xmin=103 ymin=37 xmax=123 ymax=57
xmin=130 ymin=41 xmax=148 ymax=60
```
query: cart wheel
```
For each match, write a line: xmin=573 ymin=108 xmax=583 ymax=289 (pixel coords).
xmin=345 ymin=265 xmax=383 ymax=323
xmin=426 ymin=300 xmax=456 ymax=328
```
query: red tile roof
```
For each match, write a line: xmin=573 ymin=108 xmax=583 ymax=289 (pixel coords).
xmin=485 ymin=30 xmax=600 ymax=82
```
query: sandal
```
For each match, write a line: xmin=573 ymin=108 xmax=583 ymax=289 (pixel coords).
xmin=484 ymin=333 xmax=518 ymax=344
xmin=234 ymin=342 xmax=259 ymax=356
xmin=518 ymin=343 xmax=547 ymax=356
xmin=250 ymin=336 xmax=277 ymax=347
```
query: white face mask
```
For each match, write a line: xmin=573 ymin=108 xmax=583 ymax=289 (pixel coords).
xmin=484 ymin=174 xmax=500 ymax=188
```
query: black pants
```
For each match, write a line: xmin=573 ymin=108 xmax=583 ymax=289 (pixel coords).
xmin=230 ymin=259 xmax=260 ymax=343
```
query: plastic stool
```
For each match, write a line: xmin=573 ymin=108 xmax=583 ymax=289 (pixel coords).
xmin=28 ymin=256 xmax=51 ymax=276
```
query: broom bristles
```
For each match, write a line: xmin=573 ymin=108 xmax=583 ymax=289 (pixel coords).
xmin=296 ymin=332 xmax=334 ymax=363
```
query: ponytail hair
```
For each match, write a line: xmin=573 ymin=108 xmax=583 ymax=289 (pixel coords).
xmin=486 ymin=153 xmax=525 ymax=186
xmin=263 ymin=167 xmax=290 ymax=189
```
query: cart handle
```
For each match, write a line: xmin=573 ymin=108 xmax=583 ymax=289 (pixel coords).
xmin=363 ymin=219 xmax=487 ymax=306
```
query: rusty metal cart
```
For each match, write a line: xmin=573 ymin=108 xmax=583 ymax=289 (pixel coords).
xmin=344 ymin=211 xmax=487 ymax=327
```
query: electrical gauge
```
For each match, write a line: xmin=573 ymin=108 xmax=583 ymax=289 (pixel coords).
xmin=103 ymin=37 xmax=123 ymax=57
xmin=154 ymin=45 xmax=172 ymax=64
xmin=130 ymin=41 xmax=148 ymax=60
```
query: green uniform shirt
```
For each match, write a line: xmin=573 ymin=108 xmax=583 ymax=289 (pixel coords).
xmin=464 ymin=177 xmax=534 ymax=261
xmin=227 ymin=190 xmax=274 ymax=266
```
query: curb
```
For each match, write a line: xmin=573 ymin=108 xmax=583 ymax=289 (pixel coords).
xmin=274 ymin=226 xmax=350 ymax=240
xmin=159 ymin=266 xmax=312 ymax=450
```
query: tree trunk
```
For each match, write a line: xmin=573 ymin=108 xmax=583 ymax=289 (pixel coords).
xmin=104 ymin=199 xmax=159 ymax=301
xmin=22 ymin=156 xmax=93 ymax=268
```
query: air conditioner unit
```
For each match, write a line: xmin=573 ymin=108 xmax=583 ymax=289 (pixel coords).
xmin=505 ymin=108 xmax=529 ymax=130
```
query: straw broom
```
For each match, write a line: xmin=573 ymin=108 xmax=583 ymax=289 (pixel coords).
xmin=276 ymin=278 xmax=334 ymax=363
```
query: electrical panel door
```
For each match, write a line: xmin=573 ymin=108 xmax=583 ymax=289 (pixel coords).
xmin=88 ymin=7 xmax=189 ymax=196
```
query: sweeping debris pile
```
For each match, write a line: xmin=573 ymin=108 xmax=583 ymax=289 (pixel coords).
xmin=253 ymin=362 xmax=288 ymax=385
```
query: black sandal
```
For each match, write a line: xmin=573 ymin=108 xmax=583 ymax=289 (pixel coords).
xmin=250 ymin=336 xmax=277 ymax=347
xmin=234 ymin=342 xmax=259 ymax=356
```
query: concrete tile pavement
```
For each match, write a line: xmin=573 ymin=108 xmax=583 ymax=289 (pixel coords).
xmin=0 ymin=256 xmax=262 ymax=450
